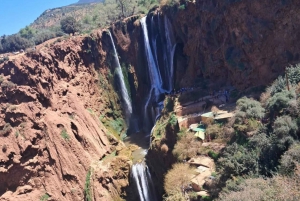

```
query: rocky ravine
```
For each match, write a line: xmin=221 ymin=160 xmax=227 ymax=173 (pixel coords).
xmin=0 ymin=33 xmax=131 ymax=201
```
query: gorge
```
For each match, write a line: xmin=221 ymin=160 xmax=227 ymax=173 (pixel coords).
xmin=1 ymin=0 xmax=300 ymax=200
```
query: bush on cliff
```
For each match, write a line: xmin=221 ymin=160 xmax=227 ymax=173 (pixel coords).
xmin=173 ymin=132 xmax=202 ymax=161
xmin=164 ymin=163 xmax=195 ymax=199
xmin=60 ymin=16 xmax=81 ymax=34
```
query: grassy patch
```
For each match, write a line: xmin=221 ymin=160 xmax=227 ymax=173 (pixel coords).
xmin=61 ymin=129 xmax=70 ymax=140
xmin=40 ymin=193 xmax=50 ymax=201
xmin=84 ymin=168 xmax=92 ymax=201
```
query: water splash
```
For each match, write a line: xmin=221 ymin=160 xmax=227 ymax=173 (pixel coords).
xmin=131 ymin=163 xmax=157 ymax=201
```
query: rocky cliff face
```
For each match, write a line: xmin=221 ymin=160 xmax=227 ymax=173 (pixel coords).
xmin=1 ymin=0 xmax=300 ymax=200
xmin=0 ymin=33 xmax=131 ymax=201
xmin=165 ymin=0 xmax=300 ymax=89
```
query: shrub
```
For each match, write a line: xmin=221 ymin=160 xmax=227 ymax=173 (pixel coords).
xmin=40 ymin=193 xmax=50 ymax=201
xmin=267 ymin=89 xmax=296 ymax=115
xmin=173 ymin=132 xmax=202 ymax=161
xmin=218 ymin=143 xmax=258 ymax=176
xmin=164 ymin=163 xmax=195 ymax=196
xmin=218 ymin=176 xmax=300 ymax=201
xmin=208 ymin=150 xmax=219 ymax=161
xmin=280 ymin=144 xmax=300 ymax=175
xmin=1 ymin=81 xmax=17 ymax=90
xmin=206 ymin=124 xmax=223 ymax=139
xmin=19 ymin=26 xmax=36 ymax=39
xmin=84 ymin=168 xmax=92 ymax=201
xmin=273 ymin=115 xmax=298 ymax=139
xmin=236 ymin=97 xmax=265 ymax=119
xmin=1 ymin=34 xmax=33 ymax=53
xmin=0 ymin=123 xmax=12 ymax=136
xmin=33 ymin=30 xmax=56 ymax=45
xmin=168 ymin=113 xmax=177 ymax=126
xmin=0 ymin=75 xmax=3 ymax=84
xmin=60 ymin=17 xmax=80 ymax=34
xmin=286 ymin=64 xmax=300 ymax=85
xmin=61 ymin=129 xmax=70 ymax=140
xmin=268 ymin=76 xmax=287 ymax=96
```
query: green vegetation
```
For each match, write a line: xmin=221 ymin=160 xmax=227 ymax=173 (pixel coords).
xmin=84 ymin=168 xmax=92 ymax=201
xmin=164 ymin=163 xmax=195 ymax=201
xmin=60 ymin=16 xmax=81 ymax=34
xmin=40 ymin=193 xmax=50 ymax=201
xmin=0 ymin=123 xmax=12 ymax=137
xmin=173 ymin=132 xmax=202 ymax=161
xmin=1 ymin=81 xmax=17 ymax=90
xmin=162 ymin=64 xmax=300 ymax=200
xmin=60 ymin=129 xmax=70 ymax=140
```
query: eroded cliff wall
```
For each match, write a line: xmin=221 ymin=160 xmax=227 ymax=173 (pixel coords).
xmin=0 ymin=33 xmax=131 ymax=201
xmin=165 ymin=0 xmax=300 ymax=89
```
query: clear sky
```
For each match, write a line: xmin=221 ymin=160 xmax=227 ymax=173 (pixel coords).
xmin=0 ymin=0 xmax=77 ymax=36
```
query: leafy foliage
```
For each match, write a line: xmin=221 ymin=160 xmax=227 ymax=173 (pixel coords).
xmin=173 ymin=132 xmax=202 ymax=161
xmin=236 ymin=97 xmax=265 ymax=119
xmin=287 ymin=64 xmax=300 ymax=85
xmin=40 ymin=193 xmax=50 ymax=201
xmin=206 ymin=124 xmax=223 ymax=139
xmin=60 ymin=17 xmax=81 ymax=34
xmin=164 ymin=163 xmax=195 ymax=197
xmin=0 ymin=34 xmax=33 ymax=53
xmin=273 ymin=115 xmax=298 ymax=140
xmin=218 ymin=143 xmax=258 ymax=176
xmin=267 ymin=89 xmax=296 ymax=115
xmin=84 ymin=168 xmax=92 ymax=201
xmin=60 ymin=129 xmax=70 ymax=140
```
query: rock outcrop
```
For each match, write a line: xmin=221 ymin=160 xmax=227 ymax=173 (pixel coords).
xmin=0 ymin=33 xmax=130 ymax=200
xmin=164 ymin=0 xmax=300 ymax=89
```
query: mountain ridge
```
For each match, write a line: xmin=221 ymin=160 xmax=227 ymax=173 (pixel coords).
xmin=76 ymin=0 xmax=104 ymax=4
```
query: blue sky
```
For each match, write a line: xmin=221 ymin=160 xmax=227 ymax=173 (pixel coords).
xmin=0 ymin=0 xmax=77 ymax=36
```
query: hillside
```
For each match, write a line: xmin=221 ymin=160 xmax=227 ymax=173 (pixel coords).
xmin=77 ymin=0 xmax=104 ymax=4
xmin=30 ymin=3 xmax=100 ymax=30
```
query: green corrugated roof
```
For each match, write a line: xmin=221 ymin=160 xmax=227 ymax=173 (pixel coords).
xmin=194 ymin=131 xmax=205 ymax=140
xmin=192 ymin=127 xmax=206 ymax=132
xmin=201 ymin=112 xmax=214 ymax=118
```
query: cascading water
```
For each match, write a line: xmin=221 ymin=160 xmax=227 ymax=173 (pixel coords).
xmin=107 ymin=31 xmax=132 ymax=120
xmin=163 ymin=15 xmax=177 ymax=92
xmin=131 ymin=163 xmax=157 ymax=201
xmin=130 ymin=15 xmax=176 ymax=201
xmin=141 ymin=16 xmax=165 ymax=132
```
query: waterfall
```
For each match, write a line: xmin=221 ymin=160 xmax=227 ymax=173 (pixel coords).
xmin=107 ymin=31 xmax=132 ymax=118
xmin=164 ymin=15 xmax=176 ymax=92
xmin=141 ymin=16 xmax=164 ymax=130
xmin=140 ymin=17 xmax=163 ymax=90
xmin=132 ymin=163 xmax=157 ymax=201
xmin=130 ymin=15 xmax=176 ymax=201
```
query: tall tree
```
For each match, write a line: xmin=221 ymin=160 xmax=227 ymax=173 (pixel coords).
xmin=60 ymin=17 xmax=80 ymax=34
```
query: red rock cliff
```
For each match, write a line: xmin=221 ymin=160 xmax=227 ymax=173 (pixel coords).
xmin=0 ymin=33 xmax=131 ymax=201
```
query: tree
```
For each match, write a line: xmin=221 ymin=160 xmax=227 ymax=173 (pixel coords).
xmin=1 ymin=34 xmax=32 ymax=52
xmin=60 ymin=17 xmax=80 ymax=34
xmin=267 ymin=89 xmax=296 ymax=116
xmin=19 ymin=26 xmax=36 ymax=39
xmin=280 ymin=143 xmax=300 ymax=175
xmin=218 ymin=143 xmax=258 ymax=176
xmin=173 ymin=132 xmax=202 ymax=161
xmin=236 ymin=97 xmax=265 ymax=120
xmin=164 ymin=163 xmax=195 ymax=197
